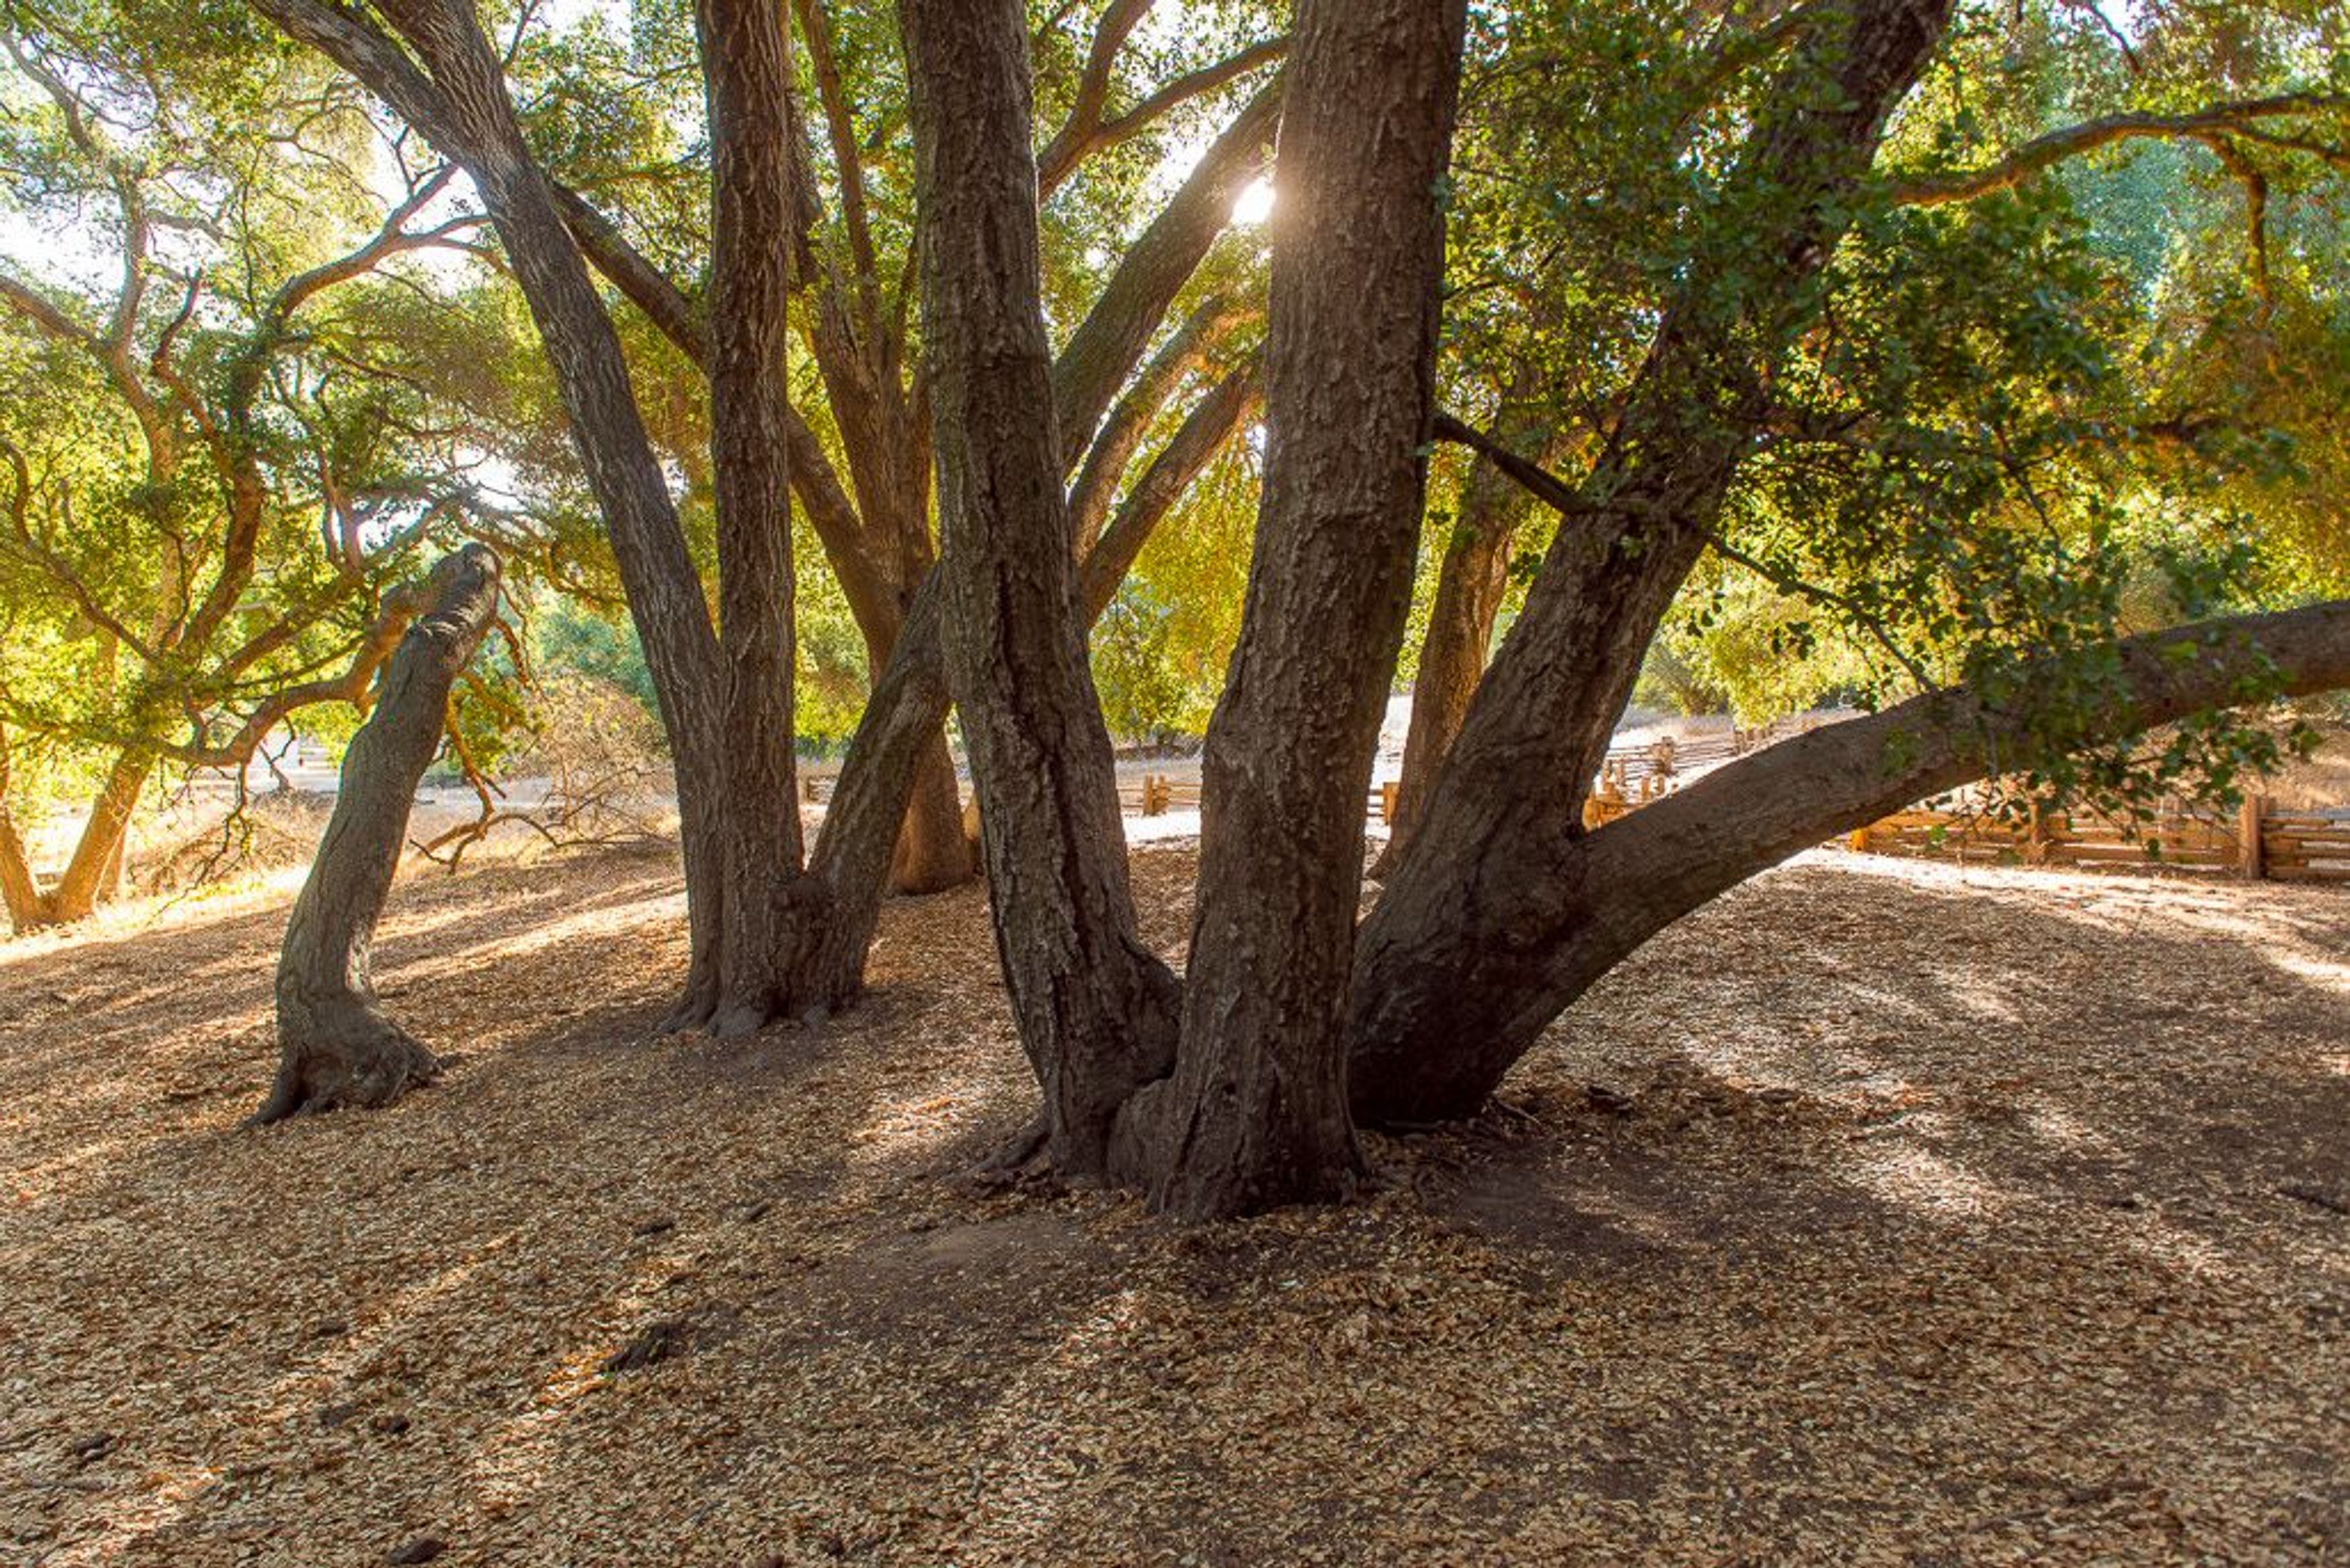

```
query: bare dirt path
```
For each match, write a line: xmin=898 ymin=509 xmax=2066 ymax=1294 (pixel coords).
xmin=1 ymin=845 xmax=2343 ymax=1565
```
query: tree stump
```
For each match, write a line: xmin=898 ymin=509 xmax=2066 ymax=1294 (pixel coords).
xmin=254 ymin=545 xmax=502 ymax=1124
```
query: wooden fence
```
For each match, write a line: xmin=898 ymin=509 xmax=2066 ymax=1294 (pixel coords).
xmin=1851 ymin=796 xmax=2350 ymax=884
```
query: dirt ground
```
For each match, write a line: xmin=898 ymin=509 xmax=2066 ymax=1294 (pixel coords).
xmin=0 ymin=843 xmax=2343 ymax=1566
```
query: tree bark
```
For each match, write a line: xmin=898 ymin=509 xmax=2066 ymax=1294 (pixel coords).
xmin=10 ymin=749 xmax=154 ymax=930
xmin=1349 ymin=598 xmax=2350 ymax=1122
xmin=256 ymin=545 xmax=501 ymax=1122
xmin=1135 ymin=0 xmax=1468 ymax=1219
xmin=1370 ymin=398 xmax=1556 ymax=879
xmin=698 ymin=0 xmax=807 ymax=1034
xmin=350 ymin=0 xmax=744 ymax=1027
xmin=903 ymin=0 xmax=1181 ymax=1174
xmin=1349 ymin=0 xmax=1960 ymax=1117
xmin=256 ymin=0 xmax=844 ymax=1030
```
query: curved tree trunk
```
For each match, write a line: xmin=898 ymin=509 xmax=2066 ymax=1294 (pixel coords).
xmin=903 ymin=0 xmax=1182 ymax=1175
xmin=1348 ymin=598 xmax=2350 ymax=1123
xmin=1349 ymin=0 xmax=1961 ymax=1114
xmin=4 ymin=749 xmax=154 ymax=931
xmin=256 ymin=545 xmax=501 ymax=1123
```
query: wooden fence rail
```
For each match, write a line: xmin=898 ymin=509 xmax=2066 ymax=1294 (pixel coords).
xmin=1851 ymin=794 xmax=2349 ymax=884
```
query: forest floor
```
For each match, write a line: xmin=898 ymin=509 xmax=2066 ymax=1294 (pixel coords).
xmin=1 ymin=843 xmax=2344 ymax=1566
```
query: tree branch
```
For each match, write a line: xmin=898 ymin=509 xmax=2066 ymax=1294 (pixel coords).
xmin=1887 ymin=93 xmax=2349 ymax=206
xmin=1078 ymin=356 xmax=1259 ymax=622
xmin=1040 ymin=32 xmax=1289 ymax=196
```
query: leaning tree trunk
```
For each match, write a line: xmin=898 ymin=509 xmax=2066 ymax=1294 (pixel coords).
xmin=1349 ymin=599 xmax=2350 ymax=1122
xmin=1347 ymin=0 xmax=1960 ymax=1124
xmin=903 ymin=0 xmax=1182 ymax=1175
xmin=10 ymin=749 xmax=157 ymax=929
xmin=256 ymin=544 xmax=501 ymax=1123
xmin=1132 ymin=0 xmax=1468 ymax=1219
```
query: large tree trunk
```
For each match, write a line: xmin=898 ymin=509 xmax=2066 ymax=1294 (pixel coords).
xmin=1135 ymin=0 xmax=1468 ymax=1219
xmin=1349 ymin=0 xmax=1960 ymax=1121
xmin=1351 ymin=599 xmax=2350 ymax=1122
xmin=697 ymin=0 xmax=807 ymax=1035
xmin=355 ymin=0 xmax=742 ymax=1027
xmin=256 ymin=545 xmax=501 ymax=1122
xmin=903 ymin=0 xmax=1181 ymax=1174
xmin=259 ymin=0 xmax=837 ymax=1031
xmin=1077 ymin=362 xmax=1263 ymax=623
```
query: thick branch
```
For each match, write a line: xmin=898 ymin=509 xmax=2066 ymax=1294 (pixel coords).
xmin=1350 ymin=597 xmax=2350 ymax=1125
xmin=1050 ymin=81 xmax=1279 ymax=469
xmin=1068 ymin=293 xmax=1250 ymax=551
xmin=1035 ymin=0 xmax=1152 ymax=195
xmin=1040 ymin=34 xmax=1289 ymax=196
xmin=1888 ymin=93 xmax=2349 ymax=206
xmin=165 ymin=580 xmax=438 ymax=768
xmin=1079 ymin=357 xmax=1259 ymax=621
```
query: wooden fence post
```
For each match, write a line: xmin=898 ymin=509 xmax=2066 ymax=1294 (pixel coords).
xmin=1380 ymin=781 xmax=1399 ymax=824
xmin=2239 ymin=793 xmax=2266 ymax=881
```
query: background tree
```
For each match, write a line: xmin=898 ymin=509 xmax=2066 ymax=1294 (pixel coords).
xmin=242 ymin=0 xmax=1282 ymax=1028
xmin=0 ymin=0 xmax=546 ymax=931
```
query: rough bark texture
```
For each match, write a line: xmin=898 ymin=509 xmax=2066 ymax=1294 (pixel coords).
xmin=1351 ymin=599 xmax=2350 ymax=1122
xmin=699 ymin=0 xmax=808 ymax=1033
xmin=255 ymin=0 xmax=849 ymax=1028
xmin=256 ymin=545 xmax=500 ymax=1122
xmin=903 ymin=0 xmax=1181 ymax=1174
xmin=253 ymin=0 xmax=1264 ymax=1017
xmin=1136 ymin=0 xmax=1468 ymax=1219
xmin=1349 ymin=0 xmax=1959 ymax=1124
xmin=353 ymin=0 xmax=744 ymax=1026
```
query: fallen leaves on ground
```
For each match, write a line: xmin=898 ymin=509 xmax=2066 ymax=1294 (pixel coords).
xmin=0 ymin=843 xmax=2343 ymax=1565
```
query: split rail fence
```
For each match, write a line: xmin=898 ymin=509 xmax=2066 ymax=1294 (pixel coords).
xmin=1852 ymin=797 xmax=2350 ymax=884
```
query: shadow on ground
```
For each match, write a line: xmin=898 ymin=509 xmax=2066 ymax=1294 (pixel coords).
xmin=0 ymin=845 xmax=2341 ymax=1566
